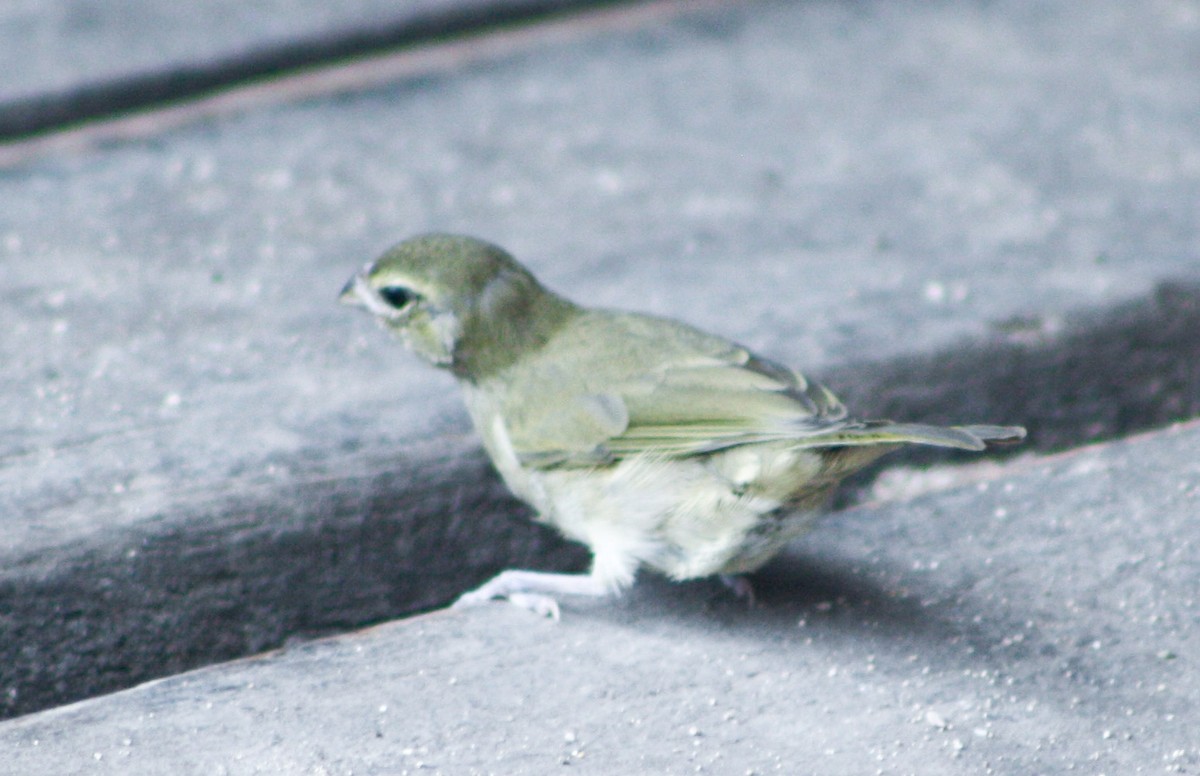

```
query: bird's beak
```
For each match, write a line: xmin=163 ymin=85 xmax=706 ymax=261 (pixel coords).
xmin=339 ymin=274 xmax=365 ymax=307
xmin=339 ymin=270 xmax=403 ymax=318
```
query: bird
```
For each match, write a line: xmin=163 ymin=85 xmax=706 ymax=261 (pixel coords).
xmin=340 ymin=234 xmax=1025 ymax=618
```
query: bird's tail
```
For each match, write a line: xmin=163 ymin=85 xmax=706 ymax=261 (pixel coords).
xmin=802 ymin=422 xmax=1026 ymax=452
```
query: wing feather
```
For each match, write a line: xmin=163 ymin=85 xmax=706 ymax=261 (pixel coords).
xmin=500 ymin=311 xmax=852 ymax=468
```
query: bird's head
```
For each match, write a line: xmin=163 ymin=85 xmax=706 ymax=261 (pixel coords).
xmin=341 ymin=234 xmax=576 ymax=380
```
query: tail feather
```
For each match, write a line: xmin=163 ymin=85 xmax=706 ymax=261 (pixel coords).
xmin=955 ymin=424 xmax=1027 ymax=445
xmin=799 ymin=422 xmax=1026 ymax=452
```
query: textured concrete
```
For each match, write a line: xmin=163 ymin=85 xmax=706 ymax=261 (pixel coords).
xmin=1 ymin=0 xmax=1198 ymax=765
xmin=3 ymin=421 xmax=1199 ymax=774
xmin=0 ymin=0 xmax=626 ymax=136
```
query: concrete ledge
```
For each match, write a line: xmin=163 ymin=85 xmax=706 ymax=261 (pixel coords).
xmin=4 ymin=422 xmax=1198 ymax=773
xmin=0 ymin=0 xmax=641 ymax=137
xmin=0 ymin=436 xmax=587 ymax=721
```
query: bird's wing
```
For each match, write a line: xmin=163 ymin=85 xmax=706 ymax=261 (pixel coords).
xmin=503 ymin=315 xmax=852 ymax=469
xmin=604 ymin=353 xmax=849 ymax=456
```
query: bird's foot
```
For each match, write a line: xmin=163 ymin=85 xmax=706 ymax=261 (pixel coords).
xmin=452 ymin=569 xmax=612 ymax=620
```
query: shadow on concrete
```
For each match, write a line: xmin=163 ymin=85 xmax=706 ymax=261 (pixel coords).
xmin=0 ymin=453 xmax=587 ymax=720
xmin=830 ymin=279 xmax=1200 ymax=504
xmin=831 ymin=280 xmax=1200 ymax=456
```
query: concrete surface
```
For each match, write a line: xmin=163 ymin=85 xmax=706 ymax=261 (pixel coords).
xmin=0 ymin=0 xmax=626 ymax=137
xmin=1 ymin=0 xmax=1199 ymax=769
xmin=3 ymin=421 xmax=1199 ymax=774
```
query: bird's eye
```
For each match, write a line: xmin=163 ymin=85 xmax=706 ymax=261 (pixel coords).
xmin=379 ymin=286 xmax=419 ymax=310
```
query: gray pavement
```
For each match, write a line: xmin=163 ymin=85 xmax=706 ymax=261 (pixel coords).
xmin=4 ymin=421 xmax=1199 ymax=773
xmin=2 ymin=0 xmax=1199 ymax=770
xmin=0 ymin=0 xmax=614 ymax=137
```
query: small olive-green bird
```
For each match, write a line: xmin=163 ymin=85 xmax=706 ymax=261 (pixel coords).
xmin=341 ymin=234 xmax=1024 ymax=617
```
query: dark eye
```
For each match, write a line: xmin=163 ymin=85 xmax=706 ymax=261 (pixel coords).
xmin=379 ymin=286 xmax=419 ymax=310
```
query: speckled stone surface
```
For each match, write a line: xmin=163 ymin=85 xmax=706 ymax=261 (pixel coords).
xmin=4 ymin=421 xmax=1199 ymax=774
xmin=0 ymin=0 xmax=605 ymax=117
xmin=1 ymin=0 xmax=1198 ymax=767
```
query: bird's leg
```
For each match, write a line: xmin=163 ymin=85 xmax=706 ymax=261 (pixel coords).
xmin=453 ymin=552 xmax=637 ymax=620
xmin=719 ymin=574 xmax=757 ymax=607
xmin=452 ymin=570 xmax=605 ymax=619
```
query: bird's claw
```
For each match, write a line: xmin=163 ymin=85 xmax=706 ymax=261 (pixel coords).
xmin=506 ymin=593 xmax=561 ymax=620
xmin=452 ymin=581 xmax=561 ymax=620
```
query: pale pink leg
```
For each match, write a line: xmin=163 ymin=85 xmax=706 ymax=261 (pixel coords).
xmin=720 ymin=574 xmax=757 ymax=607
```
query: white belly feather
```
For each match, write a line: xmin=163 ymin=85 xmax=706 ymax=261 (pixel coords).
xmin=462 ymin=385 xmax=824 ymax=587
